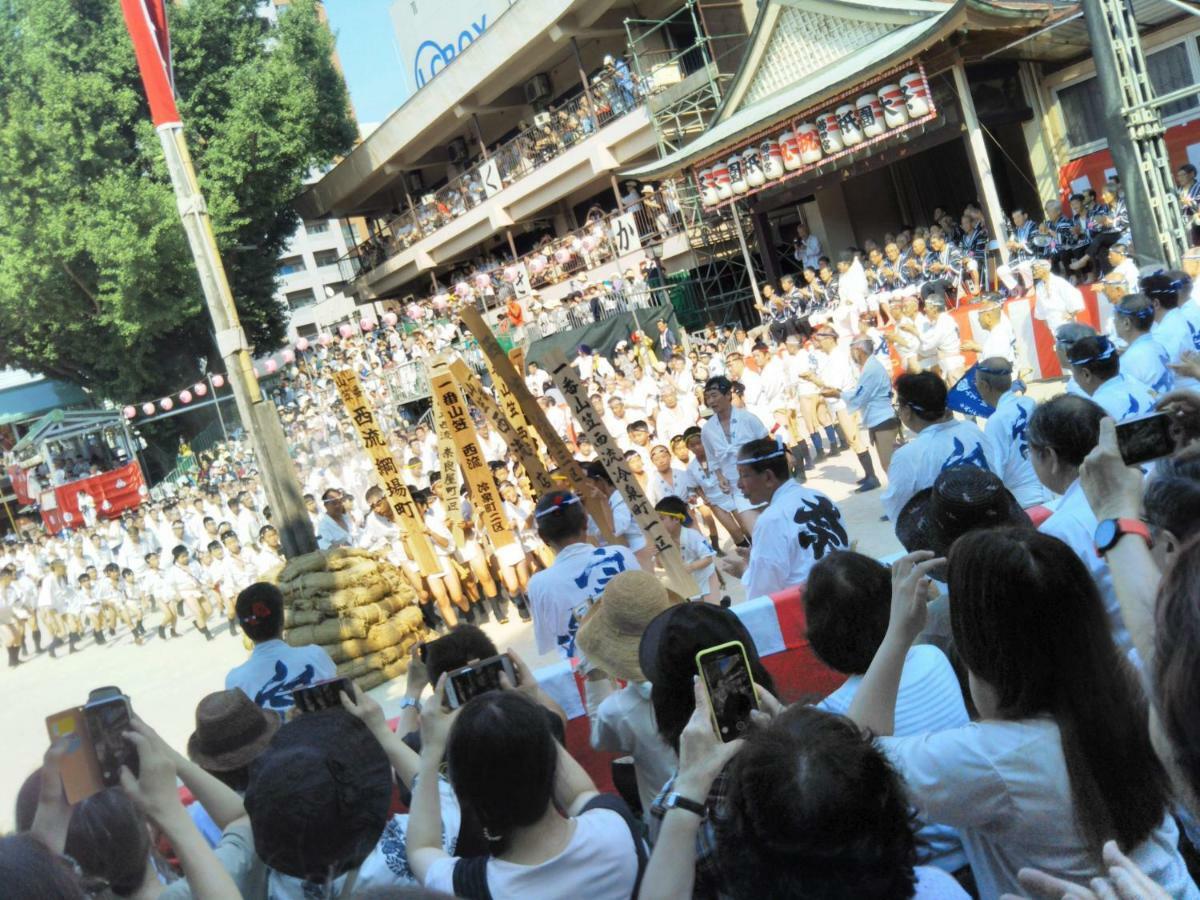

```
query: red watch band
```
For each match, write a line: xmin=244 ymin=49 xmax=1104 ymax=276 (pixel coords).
xmin=1096 ymin=517 xmax=1151 ymax=557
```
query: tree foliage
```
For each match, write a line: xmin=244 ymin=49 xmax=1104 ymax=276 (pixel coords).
xmin=0 ymin=0 xmax=356 ymax=401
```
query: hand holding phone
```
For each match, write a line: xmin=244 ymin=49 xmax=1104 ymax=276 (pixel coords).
xmin=695 ymin=641 xmax=758 ymax=742
xmin=83 ymin=694 xmax=138 ymax=788
xmin=444 ymin=654 xmax=518 ymax=709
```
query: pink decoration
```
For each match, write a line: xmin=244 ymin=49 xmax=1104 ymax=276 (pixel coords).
xmin=211 ymin=374 xmax=225 ymax=388
xmin=503 ymin=266 xmax=520 ymax=283
xmin=473 ymin=272 xmax=490 ymax=290
xmin=123 ymin=405 xmax=136 ymax=419
xmin=296 ymin=337 xmax=310 ymax=351
xmin=194 ymin=383 xmax=207 ymax=397
xmin=179 ymin=390 xmax=193 ymax=404
xmin=582 ymin=234 xmax=600 ymax=253
xmin=360 ymin=318 xmax=375 ymax=332
xmin=265 ymin=360 xmax=278 ymax=374
xmin=282 ymin=349 xmax=295 ymax=364
xmin=142 ymin=402 xmax=155 ymax=416
xmin=159 ymin=397 xmax=173 ymax=412
xmin=455 ymin=281 xmax=471 ymax=298
xmin=338 ymin=323 xmax=354 ymax=339
xmin=553 ymin=248 xmax=571 ymax=264
xmin=382 ymin=311 xmax=398 ymax=327
xmin=318 ymin=333 xmax=332 ymax=346
xmin=529 ymin=254 xmax=548 ymax=274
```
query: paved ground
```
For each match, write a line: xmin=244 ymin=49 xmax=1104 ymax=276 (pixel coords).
xmin=3 ymin=382 xmax=1068 ymax=828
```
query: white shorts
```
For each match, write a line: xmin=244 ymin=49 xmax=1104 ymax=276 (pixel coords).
xmin=494 ymin=542 xmax=525 ymax=568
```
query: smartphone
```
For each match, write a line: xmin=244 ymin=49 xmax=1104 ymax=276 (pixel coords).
xmin=1115 ymin=412 xmax=1174 ymax=465
xmin=87 ymin=686 xmax=123 ymax=704
xmin=45 ymin=707 xmax=104 ymax=804
xmin=445 ymin=654 xmax=517 ymax=710
xmin=291 ymin=677 xmax=353 ymax=714
xmin=695 ymin=641 xmax=758 ymax=743
xmin=82 ymin=694 xmax=138 ymax=788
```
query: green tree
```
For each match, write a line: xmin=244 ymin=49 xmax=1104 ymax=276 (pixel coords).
xmin=0 ymin=0 xmax=355 ymax=401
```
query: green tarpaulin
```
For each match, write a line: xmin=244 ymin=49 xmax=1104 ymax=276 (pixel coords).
xmin=525 ymin=305 xmax=681 ymax=369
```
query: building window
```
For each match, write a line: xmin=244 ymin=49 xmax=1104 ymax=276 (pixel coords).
xmin=313 ymin=249 xmax=339 ymax=268
xmin=1147 ymin=41 xmax=1198 ymax=120
xmin=285 ymin=288 xmax=316 ymax=310
xmin=323 ymin=281 xmax=347 ymax=296
xmin=277 ymin=255 xmax=306 ymax=276
xmin=304 ymin=220 xmax=330 ymax=236
xmin=1057 ymin=39 xmax=1200 ymax=153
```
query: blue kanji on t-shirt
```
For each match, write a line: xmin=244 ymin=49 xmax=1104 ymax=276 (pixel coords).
xmin=941 ymin=437 xmax=991 ymax=472
xmin=254 ymin=659 xmax=316 ymax=710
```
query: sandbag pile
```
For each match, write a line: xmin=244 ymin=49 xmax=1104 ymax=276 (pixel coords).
xmin=275 ymin=547 xmax=431 ymax=693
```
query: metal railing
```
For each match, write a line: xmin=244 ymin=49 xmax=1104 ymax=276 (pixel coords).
xmin=336 ymin=69 xmax=650 ymax=282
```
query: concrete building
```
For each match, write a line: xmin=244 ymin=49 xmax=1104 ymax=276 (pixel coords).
xmin=297 ymin=0 xmax=753 ymax=314
xmin=301 ymin=0 xmax=1200 ymax=345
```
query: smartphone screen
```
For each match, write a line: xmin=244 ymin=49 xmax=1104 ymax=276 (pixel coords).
xmin=446 ymin=655 xmax=516 ymax=709
xmin=291 ymin=677 xmax=353 ymax=714
xmin=1115 ymin=412 xmax=1174 ymax=465
xmin=82 ymin=696 xmax=137 ymax=787
xmin=46 ymin=707 xmax=104 ymax=804
xmin=696 ymin=642 xmax=757 ymax=743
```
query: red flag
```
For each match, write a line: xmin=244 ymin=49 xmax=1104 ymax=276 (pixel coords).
xmin=119 ymin=0 xmax=180 ymax=128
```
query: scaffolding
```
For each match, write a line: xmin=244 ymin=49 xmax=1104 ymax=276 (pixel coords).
xmin=1081 ymin=0 xmax=1197 ymax=267
xmin=626 ymin=0 xmax=760 ymax=328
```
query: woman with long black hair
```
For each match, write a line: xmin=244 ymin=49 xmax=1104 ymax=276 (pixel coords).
xmin=848 ymin=529 xmax=1197 ymax=898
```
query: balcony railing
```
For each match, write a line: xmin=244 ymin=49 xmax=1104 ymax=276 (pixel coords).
xmin=382 ymin=185 xmax=686 ymax=322
xmin=336 ymin=69 xmax=649 ymax=283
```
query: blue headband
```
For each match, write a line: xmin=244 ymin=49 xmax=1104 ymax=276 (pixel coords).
xmin=738 ymin=442 xmax=787 ymax=465
xmin=1070 ymin=337 xmax=1118 ymax=366
xmin=1114 ymin=304 xmax=1155 ymax=321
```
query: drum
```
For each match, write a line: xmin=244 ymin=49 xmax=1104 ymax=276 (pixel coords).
xmin=761 ymin=138 xmax=784 ymax=180
xmin=698 ymin=168 xmax=719 ymax=206
xmin=728 ymin=154 xmax=748 ymax=194
xmin=836 ymin=104 xmax=863 ymax=146
xmin=779 ymin=130 xmax=802 ymax=170
xmin=743 ymin=146 xmax=765 ymax=188
xmin=856 ymin=93 xmax=885 ymax=138
xmin=879 ymin=83 xmax=909 ymax=128
xmin=712 ymin=160 xmax=732 ymax=200
xmin=815 ymin=113 xmax=843 ymax=155
xmin=796 ymin=123 xmax=823 ymax=164
xmin=900 ymin=71 xmax=932 ymax=118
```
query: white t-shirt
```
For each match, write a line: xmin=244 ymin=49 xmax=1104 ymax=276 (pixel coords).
xmin=424 ymin=803 xmax=641 ymax=900
xmin=529 ymin=543 xmax=640 ymax=659
xmin=881 ymin=419 xmax=998 ymax=524
xmin=819 ymin=645 xmax=970 ymax=872
xmin=225 ymin=639 xmax=337 ymax=711
xmin=881 ymin=718 xmax=1198 ymax=900
xmin=984 ymin=390 xmax=1049 ymax=509
xmin=742 ymin=480 xmax=848 ymax=599
xmin=589 ymin=682 xmax=676 ymax=818
xmin=678 ymin=525 xmax=716 ymax=595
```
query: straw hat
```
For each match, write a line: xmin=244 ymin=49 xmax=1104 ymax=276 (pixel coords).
xmin=577 ymin=570 xmax=679 ymax=683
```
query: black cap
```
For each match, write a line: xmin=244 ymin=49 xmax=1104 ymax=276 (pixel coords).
xmin=638 ymin=603 xmax=758 ymax=687
xmin=244 ymin=710 xmax=392 ymax=881
xmin=896 ymin=468 xmax=1031 ymax=557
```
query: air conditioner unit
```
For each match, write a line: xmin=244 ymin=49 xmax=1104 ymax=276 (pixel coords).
xmin=524 ymin=73 xmax=552 ymax=106
xmin=447 ymin=137 xmax=469 ymax=164
xmin=533 ymin=111 xmax=552 ymax=129
xmin=405 ymin=171 xmax=424 ymax=193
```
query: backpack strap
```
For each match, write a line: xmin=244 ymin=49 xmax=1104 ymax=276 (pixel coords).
xmin=451 ymin=855 xmax=493 ymax=900
xmin=581 ymin=793 xmax=649 ymax=899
